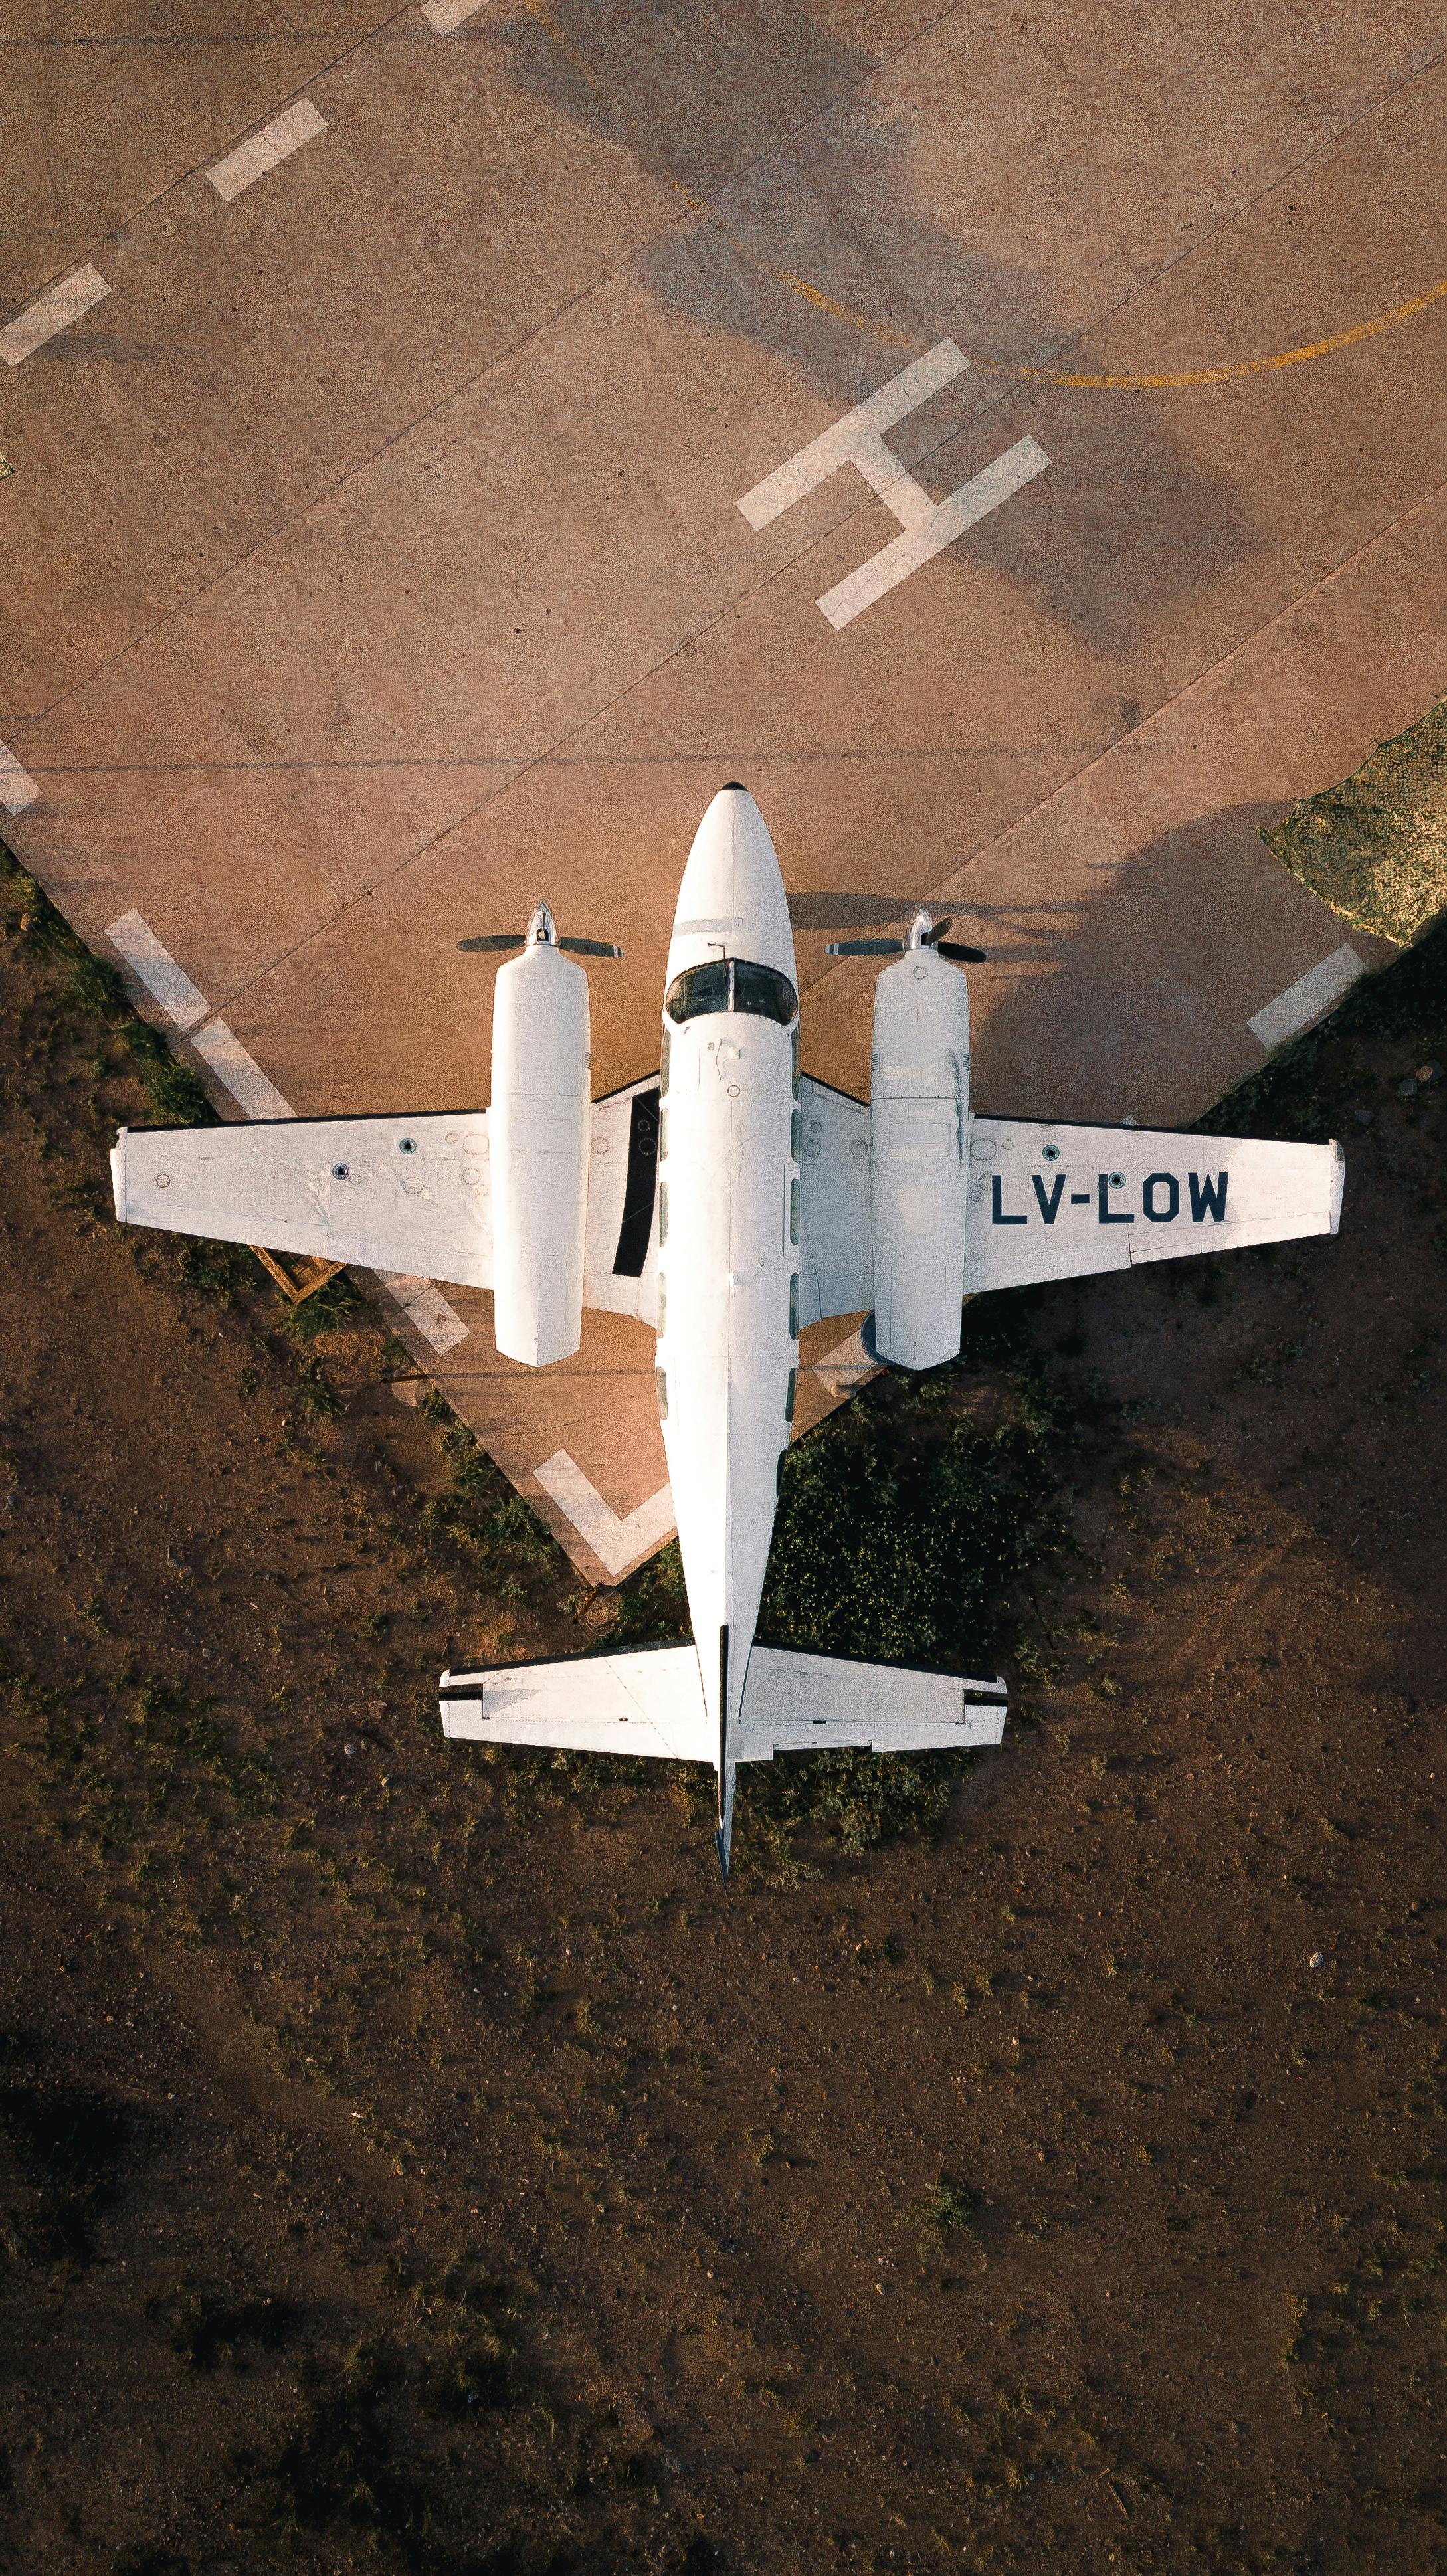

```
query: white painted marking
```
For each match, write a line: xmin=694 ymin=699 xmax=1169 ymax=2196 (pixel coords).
xmin=738 ymin=341 xmax=1050 ymax=629
xmin=105 ymin=909 xmax=213 ymax=1029
xmin=1248 ymin=943 xmax=1365 ymax=1050
xmin=812 ymin=1327 xmax=876 ymax=1396
xmin=208 ymin=100 xmax=326 ymax=202
xmin=422 ymin=0 xmax=486 ymax=29
xmin=0 ymin=740 xmax=39 ymax=814
xmin=374 ymin=1271 xmax=471 ymax=1356
xmin=533 ymin=1449 xmax=676 ymax=1578
xmin=0 ymin=264 xmax=111 ymax=368
xmin=103 ymin=905 xmax=470 ymax=1352
xmin=189 ymin=1019 xmax=297 ymax=1121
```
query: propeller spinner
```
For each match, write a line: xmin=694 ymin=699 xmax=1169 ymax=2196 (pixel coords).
xmin=459 ymin=898 xmax=623 ymax=959
xmin=826 ymin=905 xmax=984 ymax=964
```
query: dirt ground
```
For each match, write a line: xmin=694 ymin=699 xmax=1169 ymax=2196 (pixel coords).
xmin=1 ymin=863 xmax=1444 ymax=2576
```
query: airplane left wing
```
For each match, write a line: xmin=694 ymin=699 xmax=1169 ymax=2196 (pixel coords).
xmin=440 ymin=1644 xmax=710 ymax=1761
xmin=796 ymin=1075 xmax=873 ymax=1325
xmin=112 ymin=1113 xmax=495 ymax=1285
xmin=963 ymin=1117 xmax=1344 ymax=1294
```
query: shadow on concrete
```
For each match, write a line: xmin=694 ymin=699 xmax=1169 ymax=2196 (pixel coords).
xmin=490 ymin=0 xmax=1259 ymax=660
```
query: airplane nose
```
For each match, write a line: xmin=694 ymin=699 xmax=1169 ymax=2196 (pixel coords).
xmin=666 ymin=786 xmax=797 ymax=984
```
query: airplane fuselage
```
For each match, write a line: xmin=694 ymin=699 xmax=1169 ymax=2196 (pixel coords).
xmin=654 ymin=790 xmax=802 ymax=1854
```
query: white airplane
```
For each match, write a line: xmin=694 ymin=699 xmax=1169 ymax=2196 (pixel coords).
xmin=111 ymin=786 xmax=1345 ymax=1876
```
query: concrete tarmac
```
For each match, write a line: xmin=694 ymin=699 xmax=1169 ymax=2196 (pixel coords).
xmin=4 ymin=1 xmax=1444 ymax=1578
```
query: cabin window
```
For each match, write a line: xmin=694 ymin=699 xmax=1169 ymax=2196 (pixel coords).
xmin=655 ymin=1367 xmax=668 ymax=1421
xmin=785 ymin=1364 xmax=797 ymax=1423
xmin=791 ymin=1026 xmax=801 ymax=1099
xmin=791 ymin=1107 xmax=801 ymax=1160
xmin=788 ymin=1272 xmax=799 ymax=1338
xmin=656 ymin=1181 xmax=668 ymax=1247
xmin=656 ymin=1276 xmax=666 ymax=1336
xmin=659 ymin=1027 xmax=670 ymax=1095
xmin=789 ymin=1178 xmax=800 ymax=1246
xmin=658 ymin=1108 xmax=669 ymax=1160
xmin=664 ymin=958 xmax=798 ymax=1026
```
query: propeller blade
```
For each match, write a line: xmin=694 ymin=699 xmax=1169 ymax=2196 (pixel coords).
xmin=923 ymin=916 xmax=954 ymax=943
xmin=936 ymin=941 xmax=986 ymax=962
xmin=824 ymin=937 xmax=905 ymax=956
xmin=457 ymin=933 xmax=525 ymax=952
xmin=558 ymin=935 xmax=624 ymax=958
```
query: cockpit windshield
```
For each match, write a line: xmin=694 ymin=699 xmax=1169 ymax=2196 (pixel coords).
xmin=664 ymin=958 xmax=798 ymax=1026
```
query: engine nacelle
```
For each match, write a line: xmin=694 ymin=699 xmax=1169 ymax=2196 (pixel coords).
xmin=869 ymin=947 xmax=970 ymax=1369
xmin=490 ymin=940 xmax=591 ymax=1366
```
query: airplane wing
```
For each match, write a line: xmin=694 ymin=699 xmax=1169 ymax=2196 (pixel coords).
xmin=796 ymin=1075 xmax=873 ymax=1326
xmin=112 ymin=1077 xmax=664 ymax=1317
xmin=737 ymin=1646 xmax=1006 ymax=1759
xmin=112 ymin=1111 xmax=496 ymax=1287
xmin=439 ymin=1644 xmax=710 ymax=1762
xmin=962 ymin=1117 xmax=1344 ymax=1294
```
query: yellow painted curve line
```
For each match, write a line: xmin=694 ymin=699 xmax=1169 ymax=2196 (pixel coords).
xmin=522 ymin=0 xmax=1447 ymax=391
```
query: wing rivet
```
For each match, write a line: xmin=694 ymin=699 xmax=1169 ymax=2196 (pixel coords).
xmin=850 ymin=1138 xmax=868 ymax=1159
xmin=1109 ymin=1168 xmax=1125 ymax=1187
xmin=1041 ymin=1143 xmax=1060 ymax=1162
xmin=398 ymin=1137 xmax=417 ymax=1154
xmin=332 ymin=1162 xmax=350 ymax=1181
xmin=155 ymin=1172 xmax=171 ymax=1189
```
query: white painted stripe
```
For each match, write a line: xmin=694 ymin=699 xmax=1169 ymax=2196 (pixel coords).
xmin=738 ymin=341 xmax=969 ymax=530
xmin=533 ymin=1449 xmax=676 ymax=1578
xmin=104 ymin=901 xmax=470 ymax=1352
xmin=0 ymin=264 xmax=111 ymax=367
xmin=0 ymin=740 xmax=40 ymax=814
xmin=208 ymin=99 xmax=326 ymax=202
xmin=1248 ymin=943 xmax=1365 ymax=1049
xmin=104 ymin=908 xmax=213 ymax=1029
xmin=817 ymin=434 xmax=1050 ymax=630
xmin=189 ymin=1019 xmax=298 ymax=1120
xmin=422 ymin=0 xmax=486 ymax=29
xmin=375 ymin=1271 xmax=471 ymax=1356
xmin=812 ymin=1327 xmax=876 ymax=1397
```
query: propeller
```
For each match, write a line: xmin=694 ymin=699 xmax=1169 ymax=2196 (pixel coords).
xmin=826 ymin=909 xmax=985 ymax=964
xmin=458 ymin=900 xmax=622 ymax=959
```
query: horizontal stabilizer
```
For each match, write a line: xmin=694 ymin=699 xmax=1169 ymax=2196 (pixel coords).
xmin=737 ymin=1647 xmax=1005 ymax=1762
xmin=440 ymin=1644 xmax=710 ymax=1762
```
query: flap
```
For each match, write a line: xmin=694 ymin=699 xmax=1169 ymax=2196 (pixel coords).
xmin=797 ymin=1075 xmax=873 ymax=1327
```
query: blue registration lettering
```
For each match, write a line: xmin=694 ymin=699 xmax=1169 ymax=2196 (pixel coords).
xmin=1143 ymin=1172 xmax=1179 ymax=1222
xmin=1097 ymin=1173 xmax=1133 ymax=1225
xmin=1032 ymin=1173 xmax=1066 ymax=1225
xmin=1189 ymin=1171 xmax=1228 ymax=1222
xmin=991 ymin=1174 xmax=1027 ymax=1226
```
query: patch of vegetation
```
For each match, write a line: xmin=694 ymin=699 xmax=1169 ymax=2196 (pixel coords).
xmin=1 ymin=846 xmax=217 ymax=1128
xmin=424 ymin=1405 xmax=571 ymax=1604
xmin=171 ymin=2286 xmax=304 ymax=2372
xmin=1263 ymin=693 xmax=1447 ymax=945
xmin=910 ymin=2173 xmax=983 ymax=2245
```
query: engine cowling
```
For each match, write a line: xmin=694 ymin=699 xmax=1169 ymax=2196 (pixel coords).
xmin=490 ymin=940 xmax=591 ymax=1366
xmin=868 ymin=947 xmax=970 ymax=1369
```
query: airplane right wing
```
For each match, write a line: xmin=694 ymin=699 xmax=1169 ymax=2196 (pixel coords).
xmin=737 ymin=1647 xmax=1006 ymax=1759
xmin=962 ymin=1118 xmax=1344 ymax=1295
xmin=796 ymin=1075 xmax=873 ymax=1325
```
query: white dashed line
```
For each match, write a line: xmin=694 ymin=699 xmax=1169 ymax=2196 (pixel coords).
xmin=812 ymin=1328 xmax=875 ymax=1396
xmin=1248 ymin=943 xmax=1365 ymax=1049
xmin=421 ymin=0 xmax=487 ymax=29
xmin=105 ymin=907 xmax=468 ymax=1353
xmin=738 ymin=340 xmax=1050 ymax=630
xmin=189 ymin=1019 xmax=296 ymax=1120
xmin=208 ymin=100 xmax=327 ymax=203
xmin=0 ymin=264 xmax=111 ymax=368
xmin=374 ymin=1272 xmax=472 ymax=1357
xmin=532 ymin=1450 xmax=676 ymax=1576
xmin=0 ymin=741 xmax=40 ymax=814
xmin=104 ymin=909 xmax=213 ymax=1028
